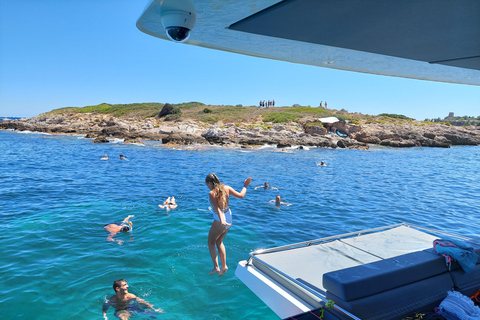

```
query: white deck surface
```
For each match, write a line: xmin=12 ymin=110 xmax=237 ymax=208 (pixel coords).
xmin=253 ymin=225 xmax=438 ymax=293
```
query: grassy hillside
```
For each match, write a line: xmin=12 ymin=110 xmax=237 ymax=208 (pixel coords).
xmin=44 ymin=101 xmax=461 ymax=126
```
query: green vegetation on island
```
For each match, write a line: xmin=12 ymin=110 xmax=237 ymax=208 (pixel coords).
xmin=43 ymin=102 xmax=479 ymax=127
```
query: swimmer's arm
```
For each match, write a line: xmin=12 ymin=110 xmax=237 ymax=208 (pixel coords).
xmin=102 ymin=299 xmax=112 ymax=319
xmin=122 ymin=215 xmax=134 ymax=223
xmin=229 ymin=177 xmax=252 ymax=199
xmin=134 ymin=297 xmax=164 ymax=313
xmin=271 ymin=187 xmax=279 ymax=190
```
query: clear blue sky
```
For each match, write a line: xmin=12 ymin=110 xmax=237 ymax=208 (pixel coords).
xmin=1 ymin=1 xmax=479 ymax=120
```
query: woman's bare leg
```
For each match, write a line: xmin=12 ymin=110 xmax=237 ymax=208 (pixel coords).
xmin=208 ymin=221 xmax=224 ymax=275
xmin=216 ymin=229 xmax=229 ymax=277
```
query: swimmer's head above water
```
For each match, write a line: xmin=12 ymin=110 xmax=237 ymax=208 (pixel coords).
xmin=121 ymin=221 xmax=133 ymax=232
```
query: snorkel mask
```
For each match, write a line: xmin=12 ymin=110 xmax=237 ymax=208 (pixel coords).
xmin=121 ymin=221 xmax=133 ymax=232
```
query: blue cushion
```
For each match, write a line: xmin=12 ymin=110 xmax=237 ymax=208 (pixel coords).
xmin=323 ymin=250 xmax=447 ymax=301
xmin=325 ymin=273 xmax=454 ymax=320
xmin=450 ymin=263 xmax=480 ymax=297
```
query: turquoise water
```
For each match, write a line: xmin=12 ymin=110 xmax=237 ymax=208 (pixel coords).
xmin=1 ymin=130 xmax=479 ymax=320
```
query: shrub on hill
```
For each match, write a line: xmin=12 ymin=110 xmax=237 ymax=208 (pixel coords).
xmin=378 ymin=113 xmax=413 ymax=120
xmin=263 ymin=112 xmax=300 ymax=123
xmin=159 ymin=103 xmax=182 ymax=118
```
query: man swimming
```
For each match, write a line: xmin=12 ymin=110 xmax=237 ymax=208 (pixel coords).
xmin=254 ymin=182 xmax=278 ymax=190
xmin=158 ymin=196 xmax=178 ymax=210
xmin=102 ymin=279 xmax=163 ymax=320
xmin=270 ymin=195 xmax=292 ymax=207
xmin=104 ymin=215 xmax=134 ymax=244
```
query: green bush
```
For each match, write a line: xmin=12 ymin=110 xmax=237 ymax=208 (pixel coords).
xmin=263 ymin=112 xmax=300 ymax=123
xmin=203 ymin=108 xmax=212 ymax=113
xmin=305 ymin=121 xmax=324 ymax=128
xmin=164 ymin=114 xmax=181 ymax=121
xmin=378 ymin=113 xmax=413 ymax=120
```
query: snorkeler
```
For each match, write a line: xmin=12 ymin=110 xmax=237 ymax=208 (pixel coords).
xmin=101 ymin=154 xmax=109 ymax=160
xmin=270 ymin=195 xmax=292 ymax=207
xmin=102 ymin=279 xmax=163 ymax=320
xmin=254 ymin=182 xmax=278 ymax=190
xmin=316 ymin=161 xmax=327 ymax=166
xmin=158 ymin=197 xmax=178 ymax=210
xmin=104 ymin=215 xmax=134 ymax=244
xmin=205 ymin=173 xmax=252 ymax=277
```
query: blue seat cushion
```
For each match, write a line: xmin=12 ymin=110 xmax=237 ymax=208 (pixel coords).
xmin=450 ymin=263 xmax=480 ymax=297
xmin=323 ymin=250 xmax=447 ymax=301
xmin=325 ymin=273 xmax=454 ymax=320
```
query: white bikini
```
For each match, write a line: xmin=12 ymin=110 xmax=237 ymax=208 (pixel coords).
xmin=212 ymin=206 xmax=232 ymax=226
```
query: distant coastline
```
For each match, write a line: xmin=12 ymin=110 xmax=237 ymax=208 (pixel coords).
xmin=1 ymin=102 xmax=479 ymax=149
xmin=0 ymin=117 xmax=23 ymax=121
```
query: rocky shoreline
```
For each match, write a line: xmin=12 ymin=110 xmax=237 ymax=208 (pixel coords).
xmin=1 ymin=112 xmax=479 ymax=149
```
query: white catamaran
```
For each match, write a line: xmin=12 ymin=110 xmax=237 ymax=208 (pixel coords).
xmin=136 ymin=1 xmax=480 ymax=318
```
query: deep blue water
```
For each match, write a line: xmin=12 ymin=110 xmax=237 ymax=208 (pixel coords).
xmin=1 ymin=129 xmax=479 ymax=320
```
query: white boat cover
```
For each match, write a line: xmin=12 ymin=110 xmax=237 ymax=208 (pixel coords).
xmin=252 ymin=225 xmax=438 ymax=294
xmin=318 ymin=117 xmax=340 ymax=123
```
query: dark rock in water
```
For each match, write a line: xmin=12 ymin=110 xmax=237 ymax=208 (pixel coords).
xmin=277 ymin=140 xmax=291 ymax=148
xmin=92 ymin=136 xmax=109 ymax=143
xmin=337 ymin=138 xmax=369 ymax=149
xmin=124 ymin=138 xmax=145 ymax=144
xmin=162 ymin=133 xmax=208 ymax=145
xmin=85 ymin=133 xmax=96 ymax=139
xmin=101 ymin=127 xmax=128 ymax=137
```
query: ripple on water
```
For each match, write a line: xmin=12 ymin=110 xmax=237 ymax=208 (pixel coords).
xmin=1 ymin=131 xmax=479 ymax=319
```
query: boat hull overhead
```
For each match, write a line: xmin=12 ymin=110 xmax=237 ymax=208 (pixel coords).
xmin=137 ymin=0 xmax=480 ymax=85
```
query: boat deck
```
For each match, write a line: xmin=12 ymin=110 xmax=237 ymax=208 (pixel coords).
xmin=236 ymin=223 xmax=477 ymax=319
xmin=253 ymin=225 xmax=438 ymax=295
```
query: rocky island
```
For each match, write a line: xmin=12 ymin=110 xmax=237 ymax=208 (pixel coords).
xmin=1 ymin=102 xmax=479 ymax=149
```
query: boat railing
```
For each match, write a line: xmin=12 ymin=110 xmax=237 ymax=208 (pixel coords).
xmin=249 ymin=222 xmax=471 ymax=256
xmin=247 ymin=251 xmax=362 ymax=320
xmin=246 ymin=222 xmax=472 ymax=320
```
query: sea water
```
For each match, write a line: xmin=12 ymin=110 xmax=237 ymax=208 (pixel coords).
xmin=1 ymin=130 xmax=479 ymax=320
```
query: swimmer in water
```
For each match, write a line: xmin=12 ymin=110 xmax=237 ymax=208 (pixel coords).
xmin=102 ymin=279 xmax=164 ymax=320
xmin=104 ymin=215 xmax=134 ymax=244
xmin=254 ymin=182 xmax=278 ymax=190
xmin=101 ymin=154 xmax=109 ymax=160
xmin=158 ymin=197 xmax=178 ymax=210
xmin=316 ymin=161 xmax=327 ymax=166
xmin=205 ymin=173 xmax=252 ymax=277
xmin=270 ymin=195 xmax=292 ymax=207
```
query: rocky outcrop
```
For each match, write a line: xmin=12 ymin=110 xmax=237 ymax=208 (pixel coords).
xmin=1 ymin=113 xmax=478 ymax=149
xmin=348 ymin=123 xmax=480 ymax=148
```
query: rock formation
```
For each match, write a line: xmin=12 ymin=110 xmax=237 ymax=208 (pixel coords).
xmin=1 ymin=112 xmax=479 ymax=150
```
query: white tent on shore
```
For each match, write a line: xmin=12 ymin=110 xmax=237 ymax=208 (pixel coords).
xmin=318 ymin=117 xmax=340 ymax=123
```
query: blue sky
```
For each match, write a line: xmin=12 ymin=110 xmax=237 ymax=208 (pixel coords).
xmin=1 ymin=1 xmax=479 ymax=120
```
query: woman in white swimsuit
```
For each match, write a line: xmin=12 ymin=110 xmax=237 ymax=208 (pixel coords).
xmin=205 ymin=173 xmax=251 ymax=277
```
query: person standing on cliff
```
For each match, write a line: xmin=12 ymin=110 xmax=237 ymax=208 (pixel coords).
xmin=205 ymin=173 xmax=251 ymax=277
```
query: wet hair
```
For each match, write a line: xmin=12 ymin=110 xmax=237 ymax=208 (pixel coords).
xmin=113 ymin=279 xmax=127 ymax=292
xmin=205 ymin=173 xmax=227 ymax=208
xmin=121 ymin=226 xmax=130 ymax=232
